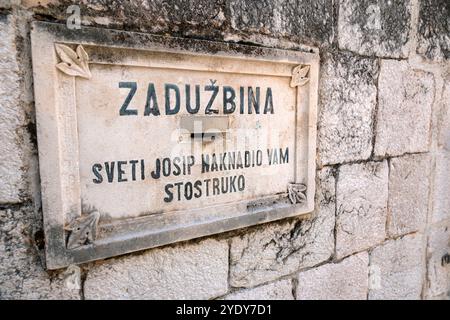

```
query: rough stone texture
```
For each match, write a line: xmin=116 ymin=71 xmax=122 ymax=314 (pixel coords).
xmin=433 ymin=80 xmax=450 ymax=224
xmin=0 ymin=206 xmax=81 ymax=299
xmin=338 ymin=0 xmax=411 ymax=58
xmin=296 ymin=252 xmax=369 ymax=300
xmin=387 ymin=154 xmax=431 ymax=237
xmin=228 ymin=0 xmax=335 ymax=46
xmin=23 ymin=0 xmax=228 ymax=39
xmin=425 ymin=224 xmax=450 ymax=299
xmin=0 ymin=0 xmax=20 ymax=9
xmin=229 ymin=167 xmax=336 ymax=288
xmin=84 ymin=239 xmax=228 ymax=299
xmin=417 ymin=0 xmax=450 ymax=61
xmin=438 ymin=81 xmax=450 ymax=151
xmin=0 ymin=15 xmax=27 ymax=204
xmin=0 ymin=0 xmax=448 ymax=301
xmin=223 ymin=279 xmax=293 ymax=300
xmin=432 ymin=151 xmax=450 ymax=224
xmin=432 ymin=82 xmax=450 ymax=223
xmin=336 ymin=161 xmax=388 ymax=259
xmin=317 ymin=51 xmax=378 ymax=166
xmin=426 ymin=294 xmax=450 ymax=301
xmin=369 ymin=233 xmax=425 ymax=300
xmin=374 ymin=60 xmax=434 ymax=158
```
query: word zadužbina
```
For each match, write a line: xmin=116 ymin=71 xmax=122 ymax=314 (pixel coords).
xmin=118 ymin=81 xmax=275 ymax=116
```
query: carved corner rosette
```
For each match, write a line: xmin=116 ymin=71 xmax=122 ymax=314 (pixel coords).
xmin=55 ymin=43 xmax=92 ymax=79
xmin=290 ymin=65 xmax=310 ymax=88
xmin=287 ymin=183 xmax=307 ymax=204
xmin=65 ymin=211 xmax=100 ymax=249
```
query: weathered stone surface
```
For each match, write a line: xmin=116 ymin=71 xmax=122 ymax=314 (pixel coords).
xmin=432 ymin=151 xmax=450 ymax=224
xmin=369 ymin=233 xmax=425 ymax=300
xmin=0 ymin=0 xmax=20 ymax=9
xmin=228 ymin=0 xmax=335 ymax=46
xmin=0 ymin=15 xmax=27 ymax=203
xmin=425 ymin=224 xmax=450 ymax=298
xmin=229 ymin=167 xmax=336 ymax=288
xmin=438 ymin=81 xmax=450 ymax=151
xmin=84 ymin=239 xmax=228 ymax=299
xmin=336 ymin=161 xmax=388 ymax=259
xmin=426 ymin=294 xmax=450 ymax=300
xmin=387 ymin=154 xmax=431 ymax=237
xmin=0 ymin=206 xmax=81 ymax=299
xmin=296 ymin=252 xmax=369 ymax=300
xmin=317 ymin=52 xmax=378 ymax=166
xmin=223 ymin=279 xmax=293 ymax=300
xmin=417 ymin=0 xmax=450 ymax=61
xmin=374 ymin=60 xmax=434 ymax=157
xmin=338 ymin=0 xmax=411 ymax=58
xmin=24 ymin=0 xmax=227 ymax=38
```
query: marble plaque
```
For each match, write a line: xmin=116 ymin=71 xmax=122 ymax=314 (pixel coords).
xmin=31 ymin=22 xmax=319 ymax=269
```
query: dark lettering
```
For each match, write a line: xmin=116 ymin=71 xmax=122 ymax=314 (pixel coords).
xmin=264 ymin=88 xmax=274 ymax=114
xmin=248 ymin=87 xmax=260 ymax=114
xmin=162 ymin=158 xmax=171 ymax=177
xmin=119 ymin=82 xmax=138 ymax=116
xmin=165 ymin=83 xmax=180 ymax=115
xmin=105 ymin=162 xmax=115 ymax=183
xmin=174 ymin=182 xmax=183 ymax=201
xmin=129 ymin=160 xmax=138 ymax=181
xmin=144 ymin=83 xmax=160 ymax=116
xmin=151 ymin=159 xmax=161 ymax=179
xmin=280 ymin=147 xmax=289 ymax=163
xmin=186 ymin=84 xmax=201 ymax=114
xmin=184 ymin=182 xmax=193 ymax=200
xmin=173 ymin=157 xmax=181 ymax=176
xmin=117 ymin=161 xmax=127 ymax=182
xmin=240 ymin=87 xmax=245 ymax=114
xmin=92 ymin=163 xmax=103 ymax=184
xmin=194 ymin=180 xmax=202 ymax=198
xmin=223 ymin=86 xmax=236 ymax=114
xmin=212 ymin=178 xmax=220 ymax=195
xmin=237 ymin=175 xmax=245 ymax=191
xmin=164 ymin=184 xmax=173 ymax=202
xmin=205 ymin=81 xmax=219 ymax=114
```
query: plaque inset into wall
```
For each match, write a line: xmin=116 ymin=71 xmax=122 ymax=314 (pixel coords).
xmin=31 ymin=22 xmax=319 ymax=269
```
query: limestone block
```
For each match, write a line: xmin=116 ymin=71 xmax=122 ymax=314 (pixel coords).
xmin=432 ymin=152 xmax=450 ymax=223
xmin=336 ymin=161 xmax=388 ymax=259
xmin=338 ymin=0 xmax=412 ymax=58
xmin=369 ymin=233 xmax=425 ymax=300
xmin=296 ymin=252 xmax=369 ymax=300
xmin=0 ymin=206 xmax=81 ymax=299
xmin=387 ymin=154 xmax=431 ymax=237
xmin=417 ymin=0 xmax=450 ymax=61
xmin=22 ymin=0 xmax=227 ymax=37
xmin=84 ymin=239 xmax=228 ymax=300
xmin=223 ymin=279 xmax=293 ymax=300
xmin=229 ymin=167 xmax=336 ymax=288
xmin=425 ymin=224 xmax=450 ymax=298
xmin=317 ymin=51 xmax=378 ymax=166
xmin=229 ymin=0 xmax=335 ymax=46
xmin=0 ymin=15 xmax=27 ymax=203
xmin=374 ymin=60 xmax=434 ymax=157
xmin=438 ymin=81 xmax=450 ymax=151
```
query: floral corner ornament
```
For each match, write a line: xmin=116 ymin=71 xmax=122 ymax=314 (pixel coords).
xmin=55 ymin=43 xmax=92 ymax=79
xmin=287 ymin=183 xmax=307 ymax=204
xmin=290 ymin=65 xmax=310 ymax=87
xmin=65 ymin=211 xmax=100 ymax=249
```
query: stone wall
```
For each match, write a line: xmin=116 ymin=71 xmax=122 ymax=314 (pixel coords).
xmin=0 ymin=0 xmax=449 ymax=300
